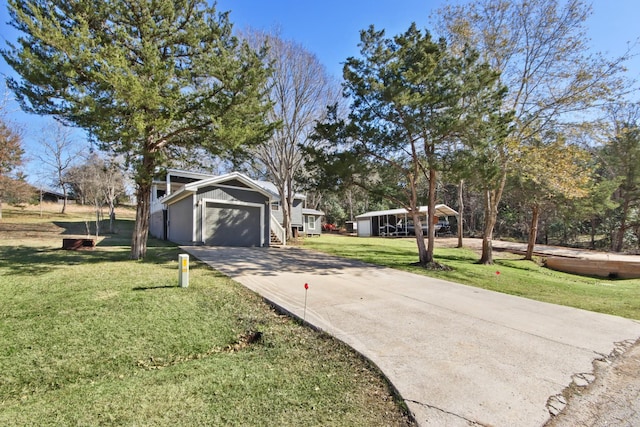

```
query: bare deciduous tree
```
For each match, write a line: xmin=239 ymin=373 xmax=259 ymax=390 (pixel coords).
xmin=66 ymin=154 xmax=125 ymax=236
xmin=244 ymin=30 xmax=341 ymax=240
xmin=37 ymin=121 xmax=83 ymax=214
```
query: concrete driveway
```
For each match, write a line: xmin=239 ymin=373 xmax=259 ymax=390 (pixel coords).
xmin=183 ymin=245 xmax=640 ymax=426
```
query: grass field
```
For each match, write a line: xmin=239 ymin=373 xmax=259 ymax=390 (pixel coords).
xmin=302 ymin=234 xmax=640 ymax=320
xmin=0 ymin=204 xmax=412 ymax=426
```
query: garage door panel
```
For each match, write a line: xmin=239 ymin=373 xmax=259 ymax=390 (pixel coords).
xmin=204 ymin=203 xmax=261 ymax=247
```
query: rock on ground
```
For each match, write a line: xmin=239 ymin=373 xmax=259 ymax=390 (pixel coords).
xmin=546 ymin=339 xmax=640 ymax=427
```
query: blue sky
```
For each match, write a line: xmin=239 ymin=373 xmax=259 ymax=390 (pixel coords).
xmin=1 ymin=0 xmax=639 ymax=185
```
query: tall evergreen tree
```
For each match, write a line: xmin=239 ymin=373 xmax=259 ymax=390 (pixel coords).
xmin=3 ymin=0 xmax=272 ymax=259
xmin=313 ymin=24 xmax=506 ymax=267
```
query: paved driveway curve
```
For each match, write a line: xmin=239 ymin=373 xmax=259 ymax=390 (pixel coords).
xmin=183 ymin=246 xmax=640 ymax=427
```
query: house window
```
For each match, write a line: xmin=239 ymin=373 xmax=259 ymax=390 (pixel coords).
xmin=271 ymin=201 xmax=280 ymax=211
xmin=306 ymin=215 xmax=316 ymax=230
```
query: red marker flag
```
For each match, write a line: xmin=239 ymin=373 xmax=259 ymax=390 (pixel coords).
xmin=303 ymin=283 xmax=309 ymax=322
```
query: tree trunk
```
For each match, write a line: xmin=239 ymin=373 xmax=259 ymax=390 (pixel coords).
xmin=457 ymin=179 xmax=464 ymax=248
xmin=109 ymin=201 xmax=116 ymax=234
xmin=130 ymin=182 xmax=151 ymax=260
xmin=347 ymin=188 xmax=354 ymax=221
xmin=614 ymin=198 xmax=630 ymax=252
xmin=479 ymin=190 xmax=497 ymax=264
xmin=412 ymin=210 xmax=429 ymax=265
xmin=95 ymin=203 xmax=100 ymax=238
xmin=479 ymin=171 xmax=507 ymax=265
xmin=425 ymin=168 xmax=437 ymax=264
xmin=525 ymin=204 xmax=539 ymax=260
xmin=0 ymin=198 xmax=3 ymax=220
xmin=590 ymin=218 xmax=596 ymax=249
xmin=61 ymin=184 xmax=68 ymax=214
xmin=287 ymin=184 xmax=295 ymax=240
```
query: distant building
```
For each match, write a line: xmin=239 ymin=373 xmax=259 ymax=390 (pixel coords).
xmin=41 ymin=190 xmax=75 ymax=204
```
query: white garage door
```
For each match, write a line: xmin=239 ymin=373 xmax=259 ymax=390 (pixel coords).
xmin=357 ymin=218 xmax=371 ymax=237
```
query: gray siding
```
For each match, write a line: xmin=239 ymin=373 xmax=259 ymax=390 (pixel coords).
xmin=196 ymin=185 xmax=267 ymax=204
xmin=291 ymin=199 xmax=303 ymax=226
xmin=271 ymin=202 xmax=284 ymax=224
xmin=303 ymin=214 xmax=322 ymax=236
xmin=168 ymin=196 xmax=194 ymax=245
xmin=149 ymin=210 xmax=164 ymax=239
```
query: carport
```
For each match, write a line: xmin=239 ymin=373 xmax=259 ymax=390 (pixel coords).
xmin=355 ymin=204 xmax=458 ymax=237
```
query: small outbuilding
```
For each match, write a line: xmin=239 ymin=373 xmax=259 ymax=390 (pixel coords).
xmin=301 ymin=208 xmax=324 ymax=237
xmin=355 ymin=204 xmax=458 ymax=237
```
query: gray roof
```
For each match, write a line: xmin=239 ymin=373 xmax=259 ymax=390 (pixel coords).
xmin=254 ymin=180 xmax=306 ymax=201
xmin=302 ymin=208 xmax=325 ymax=216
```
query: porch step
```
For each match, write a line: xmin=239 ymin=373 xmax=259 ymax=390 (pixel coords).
xmin=270 ymin=230 xmax=283 ymax=245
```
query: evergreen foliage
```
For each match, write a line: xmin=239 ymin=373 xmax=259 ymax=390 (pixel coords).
xmin=2 ymin=0 xmax=273 ymax=258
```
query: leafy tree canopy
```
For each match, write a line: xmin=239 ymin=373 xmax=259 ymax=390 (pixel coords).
xmin=311 ymin=23 xmax=508 ymax=266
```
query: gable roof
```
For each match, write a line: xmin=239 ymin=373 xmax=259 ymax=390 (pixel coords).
xmin=161 ymin=171 xmax=273 ymax=205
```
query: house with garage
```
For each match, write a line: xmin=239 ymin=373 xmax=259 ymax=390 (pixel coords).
xmin=149 ymin=169 xmax=323 ymax=246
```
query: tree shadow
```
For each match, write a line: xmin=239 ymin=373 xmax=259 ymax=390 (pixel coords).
xmin=0 ymin=245 xmax=131 ymax=276
xmin=0 ymin=234 xmax=181 ymax=277
xmin=183 ymin=246 xmax=389 ymax=278
xmin=132 ymin=285 xmax=179 ymax=291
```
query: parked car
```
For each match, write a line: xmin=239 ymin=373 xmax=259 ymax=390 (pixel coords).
xmin=436 ymin=219 xmax=451 ymax=235
xmin=379 ymin=224 xmax=397 ymax=236
xmin=406 ymin=220 xmax=428 ymax=236
xmin=406 ymin=219 xmax=451 ymax=236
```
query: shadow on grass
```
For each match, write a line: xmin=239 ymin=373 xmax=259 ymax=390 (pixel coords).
xmin=0 ymin=245 xmax=130 ymax=276
xmin=132 ymin=285 xmax=179 ymax=291
xmin=0 ymin=237 xmax=181 ymax=277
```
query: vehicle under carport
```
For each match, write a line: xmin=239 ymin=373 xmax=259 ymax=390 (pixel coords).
xmin=355 ymin=204 xmax=458 ymax=237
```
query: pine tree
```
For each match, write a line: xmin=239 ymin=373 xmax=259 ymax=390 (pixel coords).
xmin=3 ymin=0 xmax=273 ymax=258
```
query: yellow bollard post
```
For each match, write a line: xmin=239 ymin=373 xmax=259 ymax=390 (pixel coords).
xmin=178 ymin=254 xmax=189 ymax=288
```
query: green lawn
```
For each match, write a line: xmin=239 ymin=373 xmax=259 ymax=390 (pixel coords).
xmin=0 ymin=206 xmax=412 ymax=426
xmin=302 ymin=234 xmax=640 ymax=320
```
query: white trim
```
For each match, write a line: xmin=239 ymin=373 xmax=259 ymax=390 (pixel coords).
xmin=193 ymin=194 xmax=198 ymax=243
xmin=270 ymin=214 xmax=286 ymax=246
xmin=305 ymin=215 xmax=316 ymax=230
xmin=162 ymin=172 xmax=274 ymax=205
xmin=200 ymin=198 xmax=265 ymax=247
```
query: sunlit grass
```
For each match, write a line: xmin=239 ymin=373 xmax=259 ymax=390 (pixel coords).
xmin=303 ymin=234 xmax=640 ymax=320
xmin=0 ymin=207 xmax=412 ymax=426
